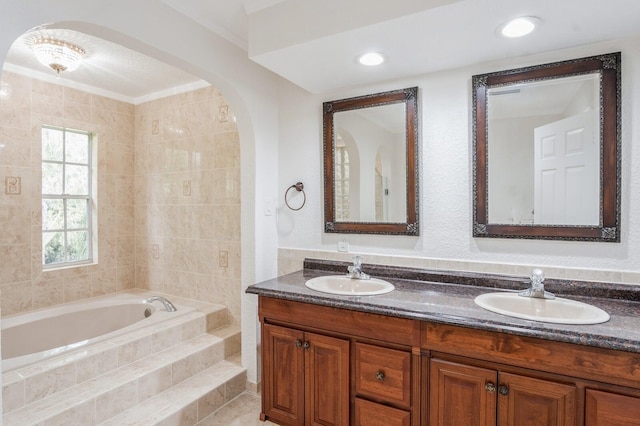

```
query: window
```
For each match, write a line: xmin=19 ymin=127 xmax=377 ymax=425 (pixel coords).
xmin=334 ymin=136 xmax=350 ymax=220
xmin=41 ymin=126 xmax=93 ymax=267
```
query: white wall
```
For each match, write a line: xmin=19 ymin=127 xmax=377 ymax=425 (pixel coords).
xmin=277 ymin=37 xmax=640 ymax=275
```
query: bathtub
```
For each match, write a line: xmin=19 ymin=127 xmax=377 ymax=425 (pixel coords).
xmin=1 ymin=292 xmax=188 ymax=372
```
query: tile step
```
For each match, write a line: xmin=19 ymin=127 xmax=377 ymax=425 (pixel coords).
xmin=3 ymin=328 xmax=240 ymax=425
xmin=3 ymin=305 xmax=232 ymax=414
xmin=99 ymin=361 xmax=247 ymax=426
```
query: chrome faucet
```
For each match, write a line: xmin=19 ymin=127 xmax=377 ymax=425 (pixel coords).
xmin=519 ymin=269 xmax=555 ymax=299
xmin=145 ymin=296 xmax=177 ymax=312
xmin=346 ymin=256 xmax=370 ymax=280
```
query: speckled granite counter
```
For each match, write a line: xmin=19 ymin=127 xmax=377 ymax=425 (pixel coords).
xmin=246 ymin=259 xmax=640 ymax=354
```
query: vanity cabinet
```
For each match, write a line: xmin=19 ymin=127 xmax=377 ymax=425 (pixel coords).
xmin=258 ymin=297 xmax=421 ymax=426
xmin=256 ymin=295 xmax=640 ymax=426
xmin=429 ymin=358 xmax=576 ymax=426
xmin=423 ymin=322 xmax=640 ymax=426
xmin=262 ymin=323 xmax=349 ymax=426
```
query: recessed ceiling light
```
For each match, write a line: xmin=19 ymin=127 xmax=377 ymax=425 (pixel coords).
xmin=500 ymin=17 xmax=541 ymax=38
xmin=358 ymin=52 xmax=385 ymax=66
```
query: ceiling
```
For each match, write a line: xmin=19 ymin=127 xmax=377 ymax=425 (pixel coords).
xmin=3 ymin=0 xmax=640 ymax=100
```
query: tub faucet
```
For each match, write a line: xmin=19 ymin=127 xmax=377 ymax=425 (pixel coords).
xmin=145 ymin=296 xmax=177 ymax=312
xmin=519 ymin=269 xmax=555 ymax=299
xmin=346 ymin=256 xmax=370 ymax=280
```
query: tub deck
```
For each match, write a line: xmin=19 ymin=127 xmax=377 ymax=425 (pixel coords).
xmin=2 ymin=290 xmax=244 ymax=425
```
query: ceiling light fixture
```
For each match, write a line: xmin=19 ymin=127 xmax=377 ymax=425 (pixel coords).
xmin=31 ymin=38 xmax=86 ymax=75
xmin=500 ymin=17 xmax=541 ymax=38
xmin=358 ymin=52 xmax=385 ymax=66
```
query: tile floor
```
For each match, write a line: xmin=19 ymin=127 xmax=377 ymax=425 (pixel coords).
xmin=199 ymin=391 xmax=277 ymax=425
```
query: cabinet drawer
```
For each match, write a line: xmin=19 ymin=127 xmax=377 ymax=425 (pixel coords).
xmin=355 ymin=342 xmax=411 ymax=408
xmin=355 ymin=398 xmax=410 ymax=426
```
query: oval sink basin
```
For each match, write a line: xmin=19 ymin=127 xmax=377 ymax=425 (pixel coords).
xmin=305 ymin=276 xmax=394 ymax=296
xmin=474 ymin=292 xmax=609 ymax=325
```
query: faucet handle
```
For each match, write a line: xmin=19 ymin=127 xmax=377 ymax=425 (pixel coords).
xmin=530 ymin=268 xmax=544 ymax=285
xmin=352 ymin=255 xmax=362 ymax=267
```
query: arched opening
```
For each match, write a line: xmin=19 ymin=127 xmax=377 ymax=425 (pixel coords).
xmin=0 ymin=10 xmax=275 ymax=419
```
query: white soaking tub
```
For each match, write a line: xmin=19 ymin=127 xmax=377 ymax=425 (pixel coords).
xmin=1 ymin=292 xmax=187 ymax=372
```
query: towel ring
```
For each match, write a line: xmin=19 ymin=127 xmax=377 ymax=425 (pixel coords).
xmin=285 ymin=182 xmax=306 ymax=211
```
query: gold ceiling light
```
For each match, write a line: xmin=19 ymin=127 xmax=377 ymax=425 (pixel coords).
xmin=31 ymin=38 xmax=86 ymax=75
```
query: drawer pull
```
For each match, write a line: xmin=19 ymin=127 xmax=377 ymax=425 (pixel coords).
xmin=485 ymin=382 xmax=496 ymax=393
xmin=499 ymin=385 xmax=509 ymax=396
xmin=375 ymin=371 xmax=385 ymax=381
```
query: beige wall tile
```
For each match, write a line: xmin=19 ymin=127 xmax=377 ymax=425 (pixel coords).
xmin=0 ymin=244 xmax=31 ymax=284
xmin=0 ymin=127 xmax=31 ymax=166
xmin=1 ymin=74 xmax=244 ymax=319
xmin=0 ymin=281 xmax=32 ymax=316
xmin=0 ymin=71 xmax=135 ymax=315
xmin=32 ymin=279 xmax=64 ymax=310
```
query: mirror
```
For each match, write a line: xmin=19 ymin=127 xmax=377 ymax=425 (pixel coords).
xmin=323 ymin=87 xmax=419 ymax=235
xmin=472 ymin=52 xmax=621 ymax=241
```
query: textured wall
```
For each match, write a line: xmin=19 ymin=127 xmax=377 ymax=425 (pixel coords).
xmin=0 ymin=71 xmax=136 ymax=316
xmin=276 ymin=38 xmax=640 ymax=284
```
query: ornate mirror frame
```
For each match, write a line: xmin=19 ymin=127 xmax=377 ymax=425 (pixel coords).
xmin=472 ymin=52 xmax=621 ymax=242
xmin=323 ymin=87 xmax=419 ymax=235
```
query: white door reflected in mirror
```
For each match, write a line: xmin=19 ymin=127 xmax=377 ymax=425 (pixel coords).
xmin=487 ymin=73 xmax=600 ymax=225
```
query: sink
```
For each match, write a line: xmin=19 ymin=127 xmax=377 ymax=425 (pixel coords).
xmin=474 ymin=292 xmax=609 ymax=325
xmin=305 ymin=275 xmax=394 ymax=296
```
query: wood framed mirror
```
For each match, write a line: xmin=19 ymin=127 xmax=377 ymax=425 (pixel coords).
xmin=472 ymin=52 xmax=621 ymax=242
xmin=323 ymin=87 xmax=419 ymax=235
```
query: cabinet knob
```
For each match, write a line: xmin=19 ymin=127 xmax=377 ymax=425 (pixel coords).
xmin=499 ymin=385 xmax=509 ymax=396
xmin=295 ymin=339 xmax=302 ymax=348
xmin=302 ymin=341 xmax=310 ymax=350
xmin=485 ymin=382 xmax=496 ymax=393
xmin=375 ymin=371 xmax=385 ymax=381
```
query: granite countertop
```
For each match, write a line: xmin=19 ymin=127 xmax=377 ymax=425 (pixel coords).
xmin=246 ymin=259 xmax=640 ymax=354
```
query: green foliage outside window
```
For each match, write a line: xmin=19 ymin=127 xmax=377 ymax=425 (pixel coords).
xmin=42 ymin=126 xmax=92 ymax=266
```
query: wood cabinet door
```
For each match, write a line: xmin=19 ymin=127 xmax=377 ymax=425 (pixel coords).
xmin=585 ymin=389 xmax=640 ymax=426
xmin=429 ymin=358 xmax=497 ymax=426
xmin=262 ymin=323 xmax=305 ymax=426
xmin=497 ymin=372 xmax=576 ymax=426
xmin=305 ymin=332 xmax=350 ymax=426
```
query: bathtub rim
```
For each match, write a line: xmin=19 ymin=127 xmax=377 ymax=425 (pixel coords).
xmin=1 ymin=291 xmax=193 ymax=372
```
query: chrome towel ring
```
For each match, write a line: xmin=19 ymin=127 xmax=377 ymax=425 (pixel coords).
xmin=285 ymin=182 xmax=306 ymax=211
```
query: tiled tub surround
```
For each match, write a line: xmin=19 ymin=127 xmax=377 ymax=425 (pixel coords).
xmin=0 ymin=71 xmax=242 ymax=325
xmin=247 ymin=259 xmax=640 ymax=354
xmin=0 ymin=71 xmax=136 ymax=316
xmin=134 ymin=86 xmax=242 ymax=325
xmin=2 ymin=289 xmax=244 ymax=425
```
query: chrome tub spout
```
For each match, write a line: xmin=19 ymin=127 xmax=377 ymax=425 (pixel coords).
xmin=145 ymin=296 xmax=177 ymax=312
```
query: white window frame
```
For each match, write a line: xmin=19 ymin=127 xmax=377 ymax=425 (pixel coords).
xmin=334 ymin=141 xmax=350 ymax=221
xmin=41 ymin=125 xmax=94 ymax=268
